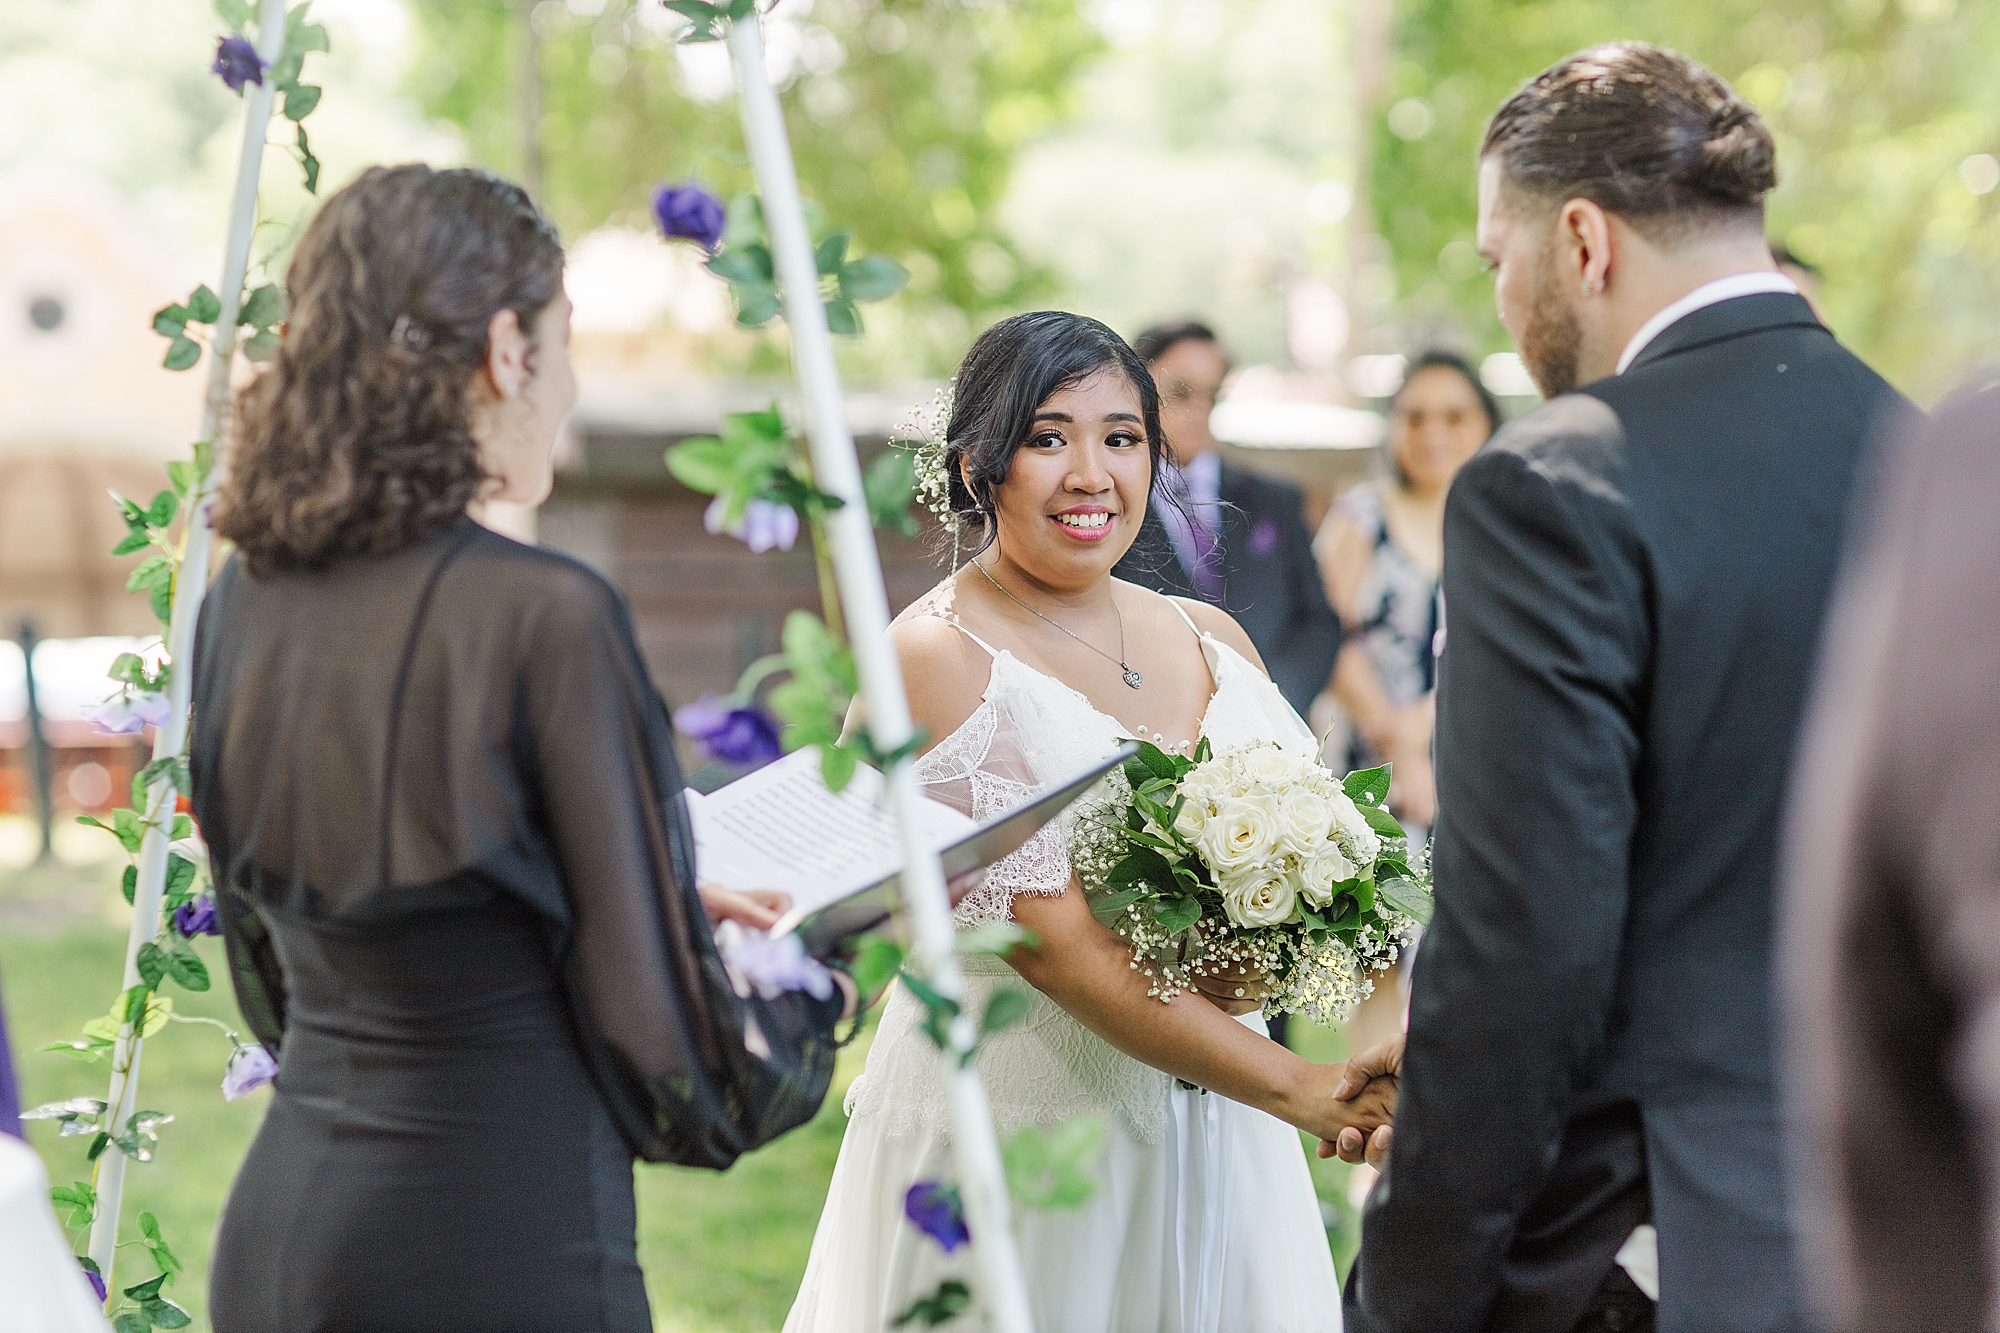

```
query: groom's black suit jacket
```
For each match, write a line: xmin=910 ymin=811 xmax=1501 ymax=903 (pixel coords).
xmin=1345 ymin=294 xmax=1916 ymax=1333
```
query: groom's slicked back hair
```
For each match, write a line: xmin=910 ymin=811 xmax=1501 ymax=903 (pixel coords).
xmin=943 ymin=310 xmax=1170 ymax=553
xmin=1481 ymin=42 xmax=1776 ymax=241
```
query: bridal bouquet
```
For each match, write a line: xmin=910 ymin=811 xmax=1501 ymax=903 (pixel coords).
xmin=1075 ymin=741 xmax=1431 ymax=1025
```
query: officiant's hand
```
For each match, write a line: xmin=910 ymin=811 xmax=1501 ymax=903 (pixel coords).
xmin=1318 ymin=1033 xmax=1403 ymax=1166
xmin=1190 ymin=959 xmax=1273 ymax=1017
xmin=699 ymin=884 xmax=791 ymax=931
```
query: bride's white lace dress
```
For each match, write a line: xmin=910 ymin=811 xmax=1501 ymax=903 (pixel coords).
xmin=783 ymin=606 xmax=1343 ymax=1333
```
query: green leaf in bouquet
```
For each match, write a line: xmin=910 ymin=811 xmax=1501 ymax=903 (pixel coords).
xmin=847 ymin=935 xmax=905 ymax=995
xmin=1153 ymin=895 xmax=1202 ymax=935
xmin=979 ymin=986 xmax=1031 ymax=1039
xmin=1343 ymin=764 xmax=1392 ymax=807
xmin=1298 ymin=903 xmax=1327 ymax=932
xmin=1192 ymin=735 xmax=1212 ymax=764
xmin=1377 ymin=874 xmax=1433 ymax=926
xmin=838 ymin=253 xmax=911 ymax=304
xmin=1105 ymin=846 xmax=1172 ymax=891
xmin=1360 ymin=802 xmax=1406 ymax=840
xmin=1352 ymin=875 xmax=1375 ymax=916
xmin=185 ymin=285 xmax=222 ymax=325
xmin=814 ymin=229 xmax=850 ymax=276
xmin=1130 ymin=740 xmax=1181 ymax=782
xmin=1087 ymin=885 xmax=1146 ymax=924
xmin=1003 ymin=1116 xmax=1106 ymax=1210
xmin=1325 ymin=895 xmax=1362 ymax=932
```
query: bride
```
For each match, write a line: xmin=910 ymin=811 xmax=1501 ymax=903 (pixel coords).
xmin=785 ymin=312 xmax=1389 ymax=1332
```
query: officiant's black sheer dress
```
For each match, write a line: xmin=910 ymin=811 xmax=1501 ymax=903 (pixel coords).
xmin=191 ymin=519 xmax=843 ymax=1333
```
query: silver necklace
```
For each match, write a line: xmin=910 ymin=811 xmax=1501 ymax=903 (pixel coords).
xmin=973 ymin=559 xmax=1143 ymax=689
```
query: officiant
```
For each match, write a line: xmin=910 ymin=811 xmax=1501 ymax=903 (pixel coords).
xmin=190 ymin=163 xmax=855 ymax=1333
xmin=1113 ymin=321 xmax=1342 ymax=719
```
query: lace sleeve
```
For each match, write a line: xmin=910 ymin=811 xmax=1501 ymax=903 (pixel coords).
xmin=915 ymin=695 xmax=1078 ymax=926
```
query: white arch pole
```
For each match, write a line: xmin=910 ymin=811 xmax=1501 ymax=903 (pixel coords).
xmin=87 ymin=0 xmax=286 ymax=1283
xmin=725 ymin=18 xmax=1036 ymax=1333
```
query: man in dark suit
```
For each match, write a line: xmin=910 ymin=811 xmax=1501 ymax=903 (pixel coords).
xmin=1113 ymin=320 xmax=1341 ymax=717
xmin=1341 ymin=43 xmax=1916 ymax=1333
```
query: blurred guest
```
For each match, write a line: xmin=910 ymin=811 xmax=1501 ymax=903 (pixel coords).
xmin=193 ymin=164 xmax=852 ymax=1333
xmin=1780 ymin=384 xmax=2000 ymax=1332
xmin=1770 ymin=241 xmax=1824 ymax=318
xmin=1 ymin=965 xmax=18 ymax=1140
xmin=1113 ymin=320 xmax=1342 ymax=718
xmin=1313 ymin=352 xmax=1499 ymax=830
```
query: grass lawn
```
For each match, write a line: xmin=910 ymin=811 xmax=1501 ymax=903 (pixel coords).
xmin=3 ymin=819 xmax=1367 ymax=1332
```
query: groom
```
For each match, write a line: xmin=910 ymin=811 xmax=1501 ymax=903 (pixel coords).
xmin=1341 ymin=43 xmax=1915 ymax=1333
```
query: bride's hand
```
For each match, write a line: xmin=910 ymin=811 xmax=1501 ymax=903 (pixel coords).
xmin=1190 ymin=959 xmax=1273 ymax=1017
xmin=698 ymin=884 xmax=791 ymax=931
xmin=1288 ymin=1054 xmax=1398 ymax=1149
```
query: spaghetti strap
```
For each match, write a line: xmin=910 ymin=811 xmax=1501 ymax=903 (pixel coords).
xmin=1164 ymin=597 xmax=1204 ymax=640
xmin=927 ymin=614 xmax=1000 ymax=658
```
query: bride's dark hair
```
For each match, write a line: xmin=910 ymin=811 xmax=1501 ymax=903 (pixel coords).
xmin=943 ymin=311 xmax=1177 ymax=555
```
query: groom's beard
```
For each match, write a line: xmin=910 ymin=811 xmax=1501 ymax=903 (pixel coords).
xmin=1519 ymin=251 xmax=1584 ymax=399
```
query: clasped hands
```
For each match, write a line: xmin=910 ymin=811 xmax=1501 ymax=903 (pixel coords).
xmin=1318 ymin=1033 xmax=1402 ymax=1168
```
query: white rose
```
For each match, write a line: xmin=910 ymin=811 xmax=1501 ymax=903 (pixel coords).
xmin=1275 ymin=785 xmax=1339 ymax=859
xmin=1331 ymin=791 xmax=1383 ymax=865
xmin=1173 ymin=792 xmax=1211 ymax=843
xmin=1222 ymin=866 xmax=1300 ymax=928
xmin=1234 ymin=744 xmax=1298 ymax=788
xmin=1199 ymin=792 xmax=1283 ymax=875
xmin=1297 ymin=845 xmax=1358 ymax=907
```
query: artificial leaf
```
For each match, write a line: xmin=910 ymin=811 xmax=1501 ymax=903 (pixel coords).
xmin=185 ymin=285 xmax=221 ymax=325
xmin=814 ymin=229 xmax=850 ymax=276
xmin=112 ymin=531 xmax=151 ymax=557
xmin=706 ymin=249 xmax=770 ymax=289
xmin=50 ymin=1183 xmax=95 ymax=1224
xmin=112 ymin=807 xmax=145 ymax=854
xmin=87 ymin=1133 xmax=110 ymax=1161
xmin=838 ymin=253 xmax=911 ymax=303
xmin=722 ymin=192 xmax=765 ymax=248
xmin=267 ymin=48 xmax=304 ymax=90
xmin=297 ymin=124 xmax=319 ymax=194
xmin=863 ymin=450 xmax=919 ymax=536
xmin=979 ymin=986 xmax=1031 ymax=1039
xmin=283 ymin=83 xmax=321 ymax=122
xmin=818 ymin=740 xmax=858 ymax=793
xmin=151 ymin=578 xmax=174 ymax=623
xmin=291 ymin=21 xmax=331 ymax=55
xmin=847 ymin=935 xmax=905 ymax=996
xmin=171 ymin=814 xmax=194 ymax=841
xmin=126 ymin=555 xmax=173 ymax=593
xmin=243 ymin=328 xmax=282 ymax=362
xmin=238 ymin=283 xmax=284 ymax=329
xmin=1003 ymin=1115 xmax=1106 ymax=1210
xmin=123 ymin=1274 xmax=169 ymax=1302
xmin=36 ymin=1038 xmax=110 ymax=1063
xmin=822 ymin=295 xmax=861 ymax=337
xmin=150 ymin=1303 xmax=191 ymax=1330
xmin=897 ymin=969 xmax=960 ymax=1050
xmin=109 ymin=653 xmax=148 ymax=685
xmin=725 ymin=0 xmax=757 ymax=17
xmin=891 ymin=1280 xmax=972 ymax=1329
xmin=151 ymin=306 xmax=188 ymax=338
xmin=138 ymin=1211 xmax=184 ymax=1277
xmin=166 ymin=460 xmax=194 ymax=498
xmin=163 ymin=336 xmax=201 ymax=372
xmin=733 ymin=284 xmax=781 ymax=328
xmin=113 ymin=1313 xmax=149 ymax=1333
xmin=955 ymin=922 xmax=1036 ymax=956
xmin=1342 ymin=764 xmax=1392 ymax=807
xmin=135 ymin=943 xmax=171 ymax=990
xmin=145 ymin=489 xmax=177 ymax=528
xmin=213 ymin=0 xmax=254 ymax=29
xmin=661 ymin=0 xmax=721 ymax=20
xmin=663 ymin=436 xmax=736 ymax=494
xmin=166 ymin=944 xmax=210 ymax=994
xmin=165 ymin=853 xmax=198 ymax=899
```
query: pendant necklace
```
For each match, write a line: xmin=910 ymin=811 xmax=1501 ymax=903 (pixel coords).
xmin=973 ymin=558 xmax=1143 ymax=689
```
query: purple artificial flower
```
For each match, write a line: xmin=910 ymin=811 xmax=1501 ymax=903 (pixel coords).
xmin=651 ymin=181 xmax=727 ymax=251
xmin=212 ymin=34 xmax=266 ymax=92
xmin=80 ymin=1260 xmax=106 ymax=1303
xmin=903 ymin=1181 xmax=969 ymax=1252
xmin=173 ymin=894 xmax=221 ymax=938
xmin=674 ymin=693 xmax=784 ymax=766
xmin=78 ymin=699 xmax=144 ymax=736
xmin=1249 ymin=515 xmax=1282 ymax=558
xmin=222 ymin=1044 xmax=277 ymax=1100
xmin=704 ymin=495 xmax=800 ymax=553
xmin=129 ymin=692 xmax=174 ymax=727
xmin=714 ymin=921 xmax=835 ymax=1001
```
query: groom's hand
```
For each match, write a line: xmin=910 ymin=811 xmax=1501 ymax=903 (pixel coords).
xmin=1320 ymin=1033 xmax=1403 ymax=1166
xmin=699 ymin=884 xmax=791 ymax=931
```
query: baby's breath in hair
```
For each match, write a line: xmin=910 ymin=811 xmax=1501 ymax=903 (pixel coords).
xmin=893 ymin=382 xmax=956 ymax=528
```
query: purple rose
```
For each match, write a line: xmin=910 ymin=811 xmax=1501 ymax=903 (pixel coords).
xmin=714 ymin=921 xmax=835 ymax=1001
xmin=674 ymin=694 xmax=784 ymax=767
xmin=173 ymin=894 xmax=220 ymax=938
xmin=704 ymin=495 xmax=799 ymax=553
xmin=80 ymin=1259 xmax=106 ymax=1303
xmin=212 ymin=34 xmax=266 ymax=93
xmin=651 ymin=181 xmax=727 ymax=251
xmin=222 ymin=1044 xmax=277 ymax=1100
xmin=903 ymin=1181 xmax=969 ymax=1252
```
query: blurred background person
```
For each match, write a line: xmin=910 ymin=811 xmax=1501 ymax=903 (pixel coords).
xmin=1114 ymin=320 xmax=1342 ymax=720
xmin=1771 ymin=241 xmax=1824 ymax=319
xmin=1313 ymin=352 xmax=1499 ymax=835
xmin=1780 ymin=383 xmax=2000 ymax=1332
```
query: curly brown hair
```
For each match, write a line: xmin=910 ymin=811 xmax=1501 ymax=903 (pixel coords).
xmin=216 ymin=164 xmax=564 ymax=576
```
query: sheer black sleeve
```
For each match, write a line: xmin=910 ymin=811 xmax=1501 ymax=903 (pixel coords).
xmin=519 ymin=569 xmax=842 ymax=1168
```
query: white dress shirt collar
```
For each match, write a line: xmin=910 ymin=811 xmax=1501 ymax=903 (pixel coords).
xmin=1615 ymin=270 xmax=1801 ymax=375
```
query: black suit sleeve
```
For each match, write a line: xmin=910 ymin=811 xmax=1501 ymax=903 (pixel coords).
xmin=1255 ymin=480 xmax=1343 ymax=714
xmin=1349 ymin=443 xmax=1648 ymax=1331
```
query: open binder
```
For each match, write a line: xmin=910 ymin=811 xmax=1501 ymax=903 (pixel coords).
xmin=684 ymin=741 xmax=1139 ymax=957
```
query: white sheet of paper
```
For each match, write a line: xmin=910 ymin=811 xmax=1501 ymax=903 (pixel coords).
xmin=683 ymin=748 xmax=976 ymax=919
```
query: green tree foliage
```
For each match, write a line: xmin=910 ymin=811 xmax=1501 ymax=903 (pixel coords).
xmin=406 ymin=0 xmax=1101 ymax=371
xmin=1370 ymin=0 xmax=2000 ymax=399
